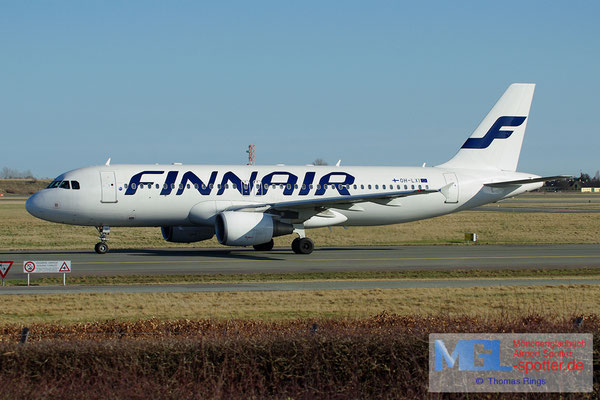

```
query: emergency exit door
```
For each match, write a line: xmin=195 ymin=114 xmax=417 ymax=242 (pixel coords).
xmin=100 ymin=171 xmax=117 ymax=203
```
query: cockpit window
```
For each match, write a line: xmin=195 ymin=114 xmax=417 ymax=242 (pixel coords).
xmin=59 ymin=181 xmax=71 ymax=189
xmin=71 ymin=181 xmax=80 ymax=190
xmin=47 ymin=180 xmax=61 ymax=189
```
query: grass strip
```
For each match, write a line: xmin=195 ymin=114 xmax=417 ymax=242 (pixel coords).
xmin=0 ymin=284 xmax=598 ymax=324
xmin=3 ymin=267 xmax=600 ymax=286
xmin=2 ymin=195 xmax=600 ymax=250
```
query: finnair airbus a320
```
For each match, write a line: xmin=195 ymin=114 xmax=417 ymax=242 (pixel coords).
xmin=26 ymin=83 xmax=561 ymax=255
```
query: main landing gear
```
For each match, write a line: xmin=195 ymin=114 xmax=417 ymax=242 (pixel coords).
xmin=94 ymin=225 xmax=110 ymax=254
xmin=290 ymin=225 xmax=314 ymax=254
xmin=253 ymin=237 xmax=314 ymax=254
xmin=253 ymin=239 xmax=274 ymax=251
xmin=292 ymin=237 xmax=314 ymax=254
xmin=251 ymin=225 xmax=315 ymax=254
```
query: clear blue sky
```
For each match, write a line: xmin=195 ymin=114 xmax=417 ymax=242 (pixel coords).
xmin=2 ymin=1 xmax=598 ymax=178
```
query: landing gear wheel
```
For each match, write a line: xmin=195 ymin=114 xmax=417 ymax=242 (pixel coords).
xmin=293 ymin=237 xmax=314 ymax=254
xmin=95 ymin=242 xmax=109 ymax=254
xmin=253 ymin=239 xmax=274 ymax=251
xmin=291 ymin=238 xmax=300 ymax=254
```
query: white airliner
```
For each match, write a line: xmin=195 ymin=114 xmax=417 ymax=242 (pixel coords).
xmin=26 ymin=83 xmax=562 ymax=254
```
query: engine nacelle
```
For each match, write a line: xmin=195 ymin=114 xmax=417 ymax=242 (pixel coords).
xmin=215 ymin=211 xmax=293 ymax=246
xmin=161 ymin=226 xmax=215 ymax=243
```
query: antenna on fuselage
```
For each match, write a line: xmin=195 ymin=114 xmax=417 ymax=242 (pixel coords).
xmin=247 ymin=144 xmax=255 ymax=165
xmin=105 ymin=158 xmax=111 ymax=166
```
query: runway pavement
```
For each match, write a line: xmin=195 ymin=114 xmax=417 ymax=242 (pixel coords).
xmin=1 ymin=244 xmax=599 ymax=294
xmin=1 ymin=244 xmax=599 ymax=278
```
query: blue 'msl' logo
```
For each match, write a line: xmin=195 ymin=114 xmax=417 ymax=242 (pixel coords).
xmin=461 ymin=116 xmax=526 ymax=149
xmin=434 ymin=339 xmax=512 ymax=371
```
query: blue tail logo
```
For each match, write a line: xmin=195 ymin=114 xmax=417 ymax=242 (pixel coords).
xmin=461 ymin=116 xmax=526 ymax=149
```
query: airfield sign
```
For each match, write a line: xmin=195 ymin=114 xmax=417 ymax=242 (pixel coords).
xmin=23 ymin=261 xmax=72 ymax=286
xmin=0 ymin=261 xmax=13 ymax=286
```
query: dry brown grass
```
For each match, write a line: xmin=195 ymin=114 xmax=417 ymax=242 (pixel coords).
xmin=0 ymin=179 xmax=50 ymax=195
xmin=1 ymin=197 xmax=600 ymax=250
xmin=0 ymin=284 xmax=597 ymax=324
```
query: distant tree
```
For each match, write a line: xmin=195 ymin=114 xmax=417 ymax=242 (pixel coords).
xmin=1 ymin=167 xmax=34 ymax=179
xmin=313 ymin=158 xmax=328 ymax=166
xmin=580 ymin=172 xmax=591 ymax=183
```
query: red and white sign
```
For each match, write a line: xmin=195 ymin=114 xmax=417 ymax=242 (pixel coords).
xmin=0 ymin=261 xmax=13 ymax=279
xmin=23 ymin=261 xmax=71 ymax=274
xmin=58 ymin=262 xmax=71 ymax=272
xmin=23 ymin=261 xmax=36 ymax=273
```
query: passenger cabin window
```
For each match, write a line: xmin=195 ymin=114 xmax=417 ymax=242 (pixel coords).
xmin=71 ymin=181 xmax=80 ymax=190
xmin=59 ymin=181 xmax=70 ymax=189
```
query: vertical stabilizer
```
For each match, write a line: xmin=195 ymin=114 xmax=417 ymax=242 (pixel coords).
xmin=438 ymin=83 xmax=535 ymax=171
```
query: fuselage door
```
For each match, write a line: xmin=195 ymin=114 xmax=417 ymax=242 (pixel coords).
xmin=100 ymin=171 xmax=118 ymax=203
xmin=442 ymin=173 xmax=459 ymax=203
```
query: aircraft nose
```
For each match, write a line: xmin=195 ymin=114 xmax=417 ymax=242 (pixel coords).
xmin=25 ymin=192 xmax=47 ymax=219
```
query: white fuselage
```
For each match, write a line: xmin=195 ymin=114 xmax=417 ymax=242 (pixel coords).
xmin=26 ymin=164 xmax=542 ymax=228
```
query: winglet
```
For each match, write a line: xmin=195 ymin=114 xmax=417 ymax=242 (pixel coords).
xmin=105 ymin=158 xmax=111 ymax=166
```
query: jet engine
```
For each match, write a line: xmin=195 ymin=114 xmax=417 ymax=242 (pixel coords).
xmin=215 ymin=211 xmax=293 ymax=246
xmin=161 ymin=226 xmax=215 ymax=243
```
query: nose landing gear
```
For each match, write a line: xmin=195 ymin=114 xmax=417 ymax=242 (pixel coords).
xmin=94 ymin=225 xmax=110 ymax=254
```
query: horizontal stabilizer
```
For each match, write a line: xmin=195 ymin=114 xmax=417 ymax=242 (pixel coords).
xmin=484 ymin=175 xmax=570 ymax=187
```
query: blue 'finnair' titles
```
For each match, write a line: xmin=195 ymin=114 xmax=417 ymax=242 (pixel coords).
xmin=461 ymin=116 xmax=527 ymax=149
xmin=123 ymin=170 xmax=357 ymax=196
xmin=26 ymin=83 xmax=565 ymax=255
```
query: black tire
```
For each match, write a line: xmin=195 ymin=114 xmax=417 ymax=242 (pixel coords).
xmin=95 ymin=242 xmax=109 ymax=254
xmin=291 ymin=238 xmax=301 ymax=254
xmin=253 ymin=239 xmax=274 ymax=251
xmin=297 ymin=238 xmax=314 ymax=254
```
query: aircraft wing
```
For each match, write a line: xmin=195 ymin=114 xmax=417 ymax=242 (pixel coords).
xmin=483 ymin=175 xmax=570 ymax=187
xmin=230 ymin=188 xmax=439 ymax=213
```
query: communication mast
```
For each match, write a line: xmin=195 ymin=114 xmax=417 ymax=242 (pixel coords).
xmin=247 ymin=144 xmax=255 ymax=165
